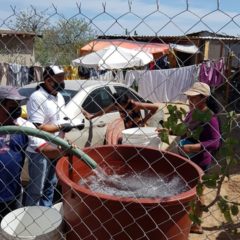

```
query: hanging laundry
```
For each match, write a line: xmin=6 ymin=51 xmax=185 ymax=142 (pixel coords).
xmin=148 ymin=55 xmax=170 ymax=70
xmin=7 ymin=63 xmax=22 ymax=86
xmin=125 ymin=65 xmax=198 ymax=103
xmin=113 ymin=70 xmax=123 ymax=82
xmin=148 ymin=61 xmax=155 ymax=70
xmin=5 ymin=64 xmax=30 ymax=86
xmin=64 ymin=65 xmax=79 ymax=80
xmin=155 ymin=54 xmax=170 ymax=69
xmin=78 ymin=66 xmax=90 ymax=79
xmin=28 ymin=66 xmax=35 ymax=83
xmin=63 ymin=65 xmax=71 ymax=80
xmin=199 ymin=58 xmax=224 ymax=87
xmin=0 ymin=63 xmax=8 ymax=86
xmin=20 ymin=66 xmax=29 ymax=86
xmin=213 ymin=58 xmax=225 ymax=86
xmin=34 ymin=66 xmax=43 ymax=83
xmin=28 ymin=66 xmax=43 ymax=83
xmin=123 ymin=70 xmax=141 ymax=87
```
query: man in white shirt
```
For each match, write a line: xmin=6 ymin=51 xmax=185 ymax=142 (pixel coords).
xmin=25 ymin=65 xmax=74 ymax=207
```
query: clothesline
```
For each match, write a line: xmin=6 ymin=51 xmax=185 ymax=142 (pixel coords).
xmin=121 ymin=58 xmax=225 ymax=103
xmin=0 ymin=63 xmax=80 ymax=87
xmin=1 ymin=58 xmax=225 ymax=104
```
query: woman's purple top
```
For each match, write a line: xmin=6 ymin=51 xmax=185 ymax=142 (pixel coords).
xmin=183 ymin=110 xmax=221 ymax=169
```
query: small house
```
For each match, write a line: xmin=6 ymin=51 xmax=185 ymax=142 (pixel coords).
xmin=0 ymin=29 xmax=40 ymax=66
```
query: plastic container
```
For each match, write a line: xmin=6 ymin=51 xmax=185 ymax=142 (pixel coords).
xmin=122 ymin=127 xmax=161 ymax=148
xmin=53 ymin=202 xmax=64 ymax=217
xmin=1 ymin=206 xmax=63 ymax=240
xmin=178 ymin=139 xmax=196 ymax=158
xmin=56 ymin=145 xmax=203 ymax=240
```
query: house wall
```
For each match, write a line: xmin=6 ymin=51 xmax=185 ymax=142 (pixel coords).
xmin=229 ymin=43 xmax=240 ymax=68
xmin=0 ymin=35 xmax=35 ymax=66
xmin=207 ymin=41 xmax=223 ymax=60
xmin=203 ymin=40 xmax=240 ymax=68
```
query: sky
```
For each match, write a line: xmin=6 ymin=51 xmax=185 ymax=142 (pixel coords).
xmin=0 ymin=0 xmax=240 ymax=36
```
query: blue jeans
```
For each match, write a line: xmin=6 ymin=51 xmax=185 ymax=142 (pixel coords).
xmin=24 ymin=152 xmax=57 ymax=207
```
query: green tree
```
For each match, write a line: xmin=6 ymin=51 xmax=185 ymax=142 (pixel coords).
xmin=13 ymin=9 xmax=96 ymax=65
xmin=14 ymin=8 xmax=49 ymax=33
xmin=35 ymin=18 xmax=96 ymax=65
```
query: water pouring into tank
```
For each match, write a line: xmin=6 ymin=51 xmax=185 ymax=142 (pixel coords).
xmin=56 ymin=145 xmax=203 ymax=240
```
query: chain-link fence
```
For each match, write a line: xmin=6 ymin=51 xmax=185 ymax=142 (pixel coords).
xmin=0 ymin=1 xmax=240 ymax=239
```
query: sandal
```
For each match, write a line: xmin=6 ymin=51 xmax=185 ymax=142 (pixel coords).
xmin=190 ymin=224 xmax=203 ymax=234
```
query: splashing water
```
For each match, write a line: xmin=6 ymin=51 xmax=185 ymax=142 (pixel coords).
xmin=79 ymin=166 xmax=189 ymax=198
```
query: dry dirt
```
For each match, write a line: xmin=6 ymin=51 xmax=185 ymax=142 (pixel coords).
xmin=189 ymin=174 xmax=240 ymax=240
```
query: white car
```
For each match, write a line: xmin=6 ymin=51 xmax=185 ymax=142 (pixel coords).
xmin=19 ymin=80 xmax=164 ymax=148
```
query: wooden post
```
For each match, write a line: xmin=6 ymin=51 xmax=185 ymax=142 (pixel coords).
xmin=225 ymin=51 xmax=233 ymax=105
xmin=220 ymin=42 xmax=224 ymax=58
xmin=195 ymin=39 xmax=200 ymax=64
xmin=204 ymin=40 xmax=210 ymax=60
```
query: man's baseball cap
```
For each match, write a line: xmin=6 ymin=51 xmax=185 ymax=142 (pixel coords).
xmin=184 ymin=82 xmax=211 ymax=97
xmin=0 ymin=86 xmax=26 ymax=101
xmin=43 ymin=65 xmax=65 ymax=80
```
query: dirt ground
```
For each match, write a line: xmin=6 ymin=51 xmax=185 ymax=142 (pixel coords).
xmin=189 ymin=174 xmax=240 ymax=240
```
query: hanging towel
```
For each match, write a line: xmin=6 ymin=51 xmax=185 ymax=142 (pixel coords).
xmin=125 ymin=65 xmax=198 ymax=103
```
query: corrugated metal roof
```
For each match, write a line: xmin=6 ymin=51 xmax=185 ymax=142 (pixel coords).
xmin=0 ymin=29 xmax=42 ymax=37
xmin=188 ymin=36 xmax=240 ymax=40
xmin=98 ymin=30 xmax=240 ymax=41
xmin=186 ymin=30 xmax=237 ymax=38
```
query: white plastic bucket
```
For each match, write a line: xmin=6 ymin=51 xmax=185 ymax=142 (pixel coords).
xmin=1 ymin=206 xmax=63 ymax=240
xmin=122 ymin=127 xmax=161 ymax=148
xmin=52 ymin=202 xmax=63 ymax=217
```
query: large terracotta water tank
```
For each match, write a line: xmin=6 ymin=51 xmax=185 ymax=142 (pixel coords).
xmin=56 ymin=145 xmax=203 ymax=240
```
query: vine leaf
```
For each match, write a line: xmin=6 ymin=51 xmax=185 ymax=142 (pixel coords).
xmin=159 ymin=130 xmax=169 ymax=144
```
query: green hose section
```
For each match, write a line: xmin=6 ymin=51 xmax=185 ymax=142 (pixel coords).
xmin=0 ymin=125 xmax=97 ymax=169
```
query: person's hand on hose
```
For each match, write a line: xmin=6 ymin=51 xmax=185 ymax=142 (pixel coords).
xmin=57 ymin=139 xmax=77 ymax=157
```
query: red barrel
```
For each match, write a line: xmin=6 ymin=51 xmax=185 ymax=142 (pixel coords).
xmin=56 ymin=145 xmax=203 ymax=240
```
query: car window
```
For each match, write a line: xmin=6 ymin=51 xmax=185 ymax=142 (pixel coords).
xmin=19 ymin=87 xmax=77 ymax=105
xmin=18 ymin=87 xmax=36 ymax=98
xmin=18 ymin=87 xmax=36 ymax=105
xmin=114 ymin=86 xmax=146 ymax=103
xmin=82 ymin=87 xmax=114 ymax=114
xmin=61 ymin=90 xmax=78 ymax=104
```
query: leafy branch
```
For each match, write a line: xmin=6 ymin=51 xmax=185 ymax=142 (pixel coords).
xmin=159 ymin=105 xmax=239 ymax=229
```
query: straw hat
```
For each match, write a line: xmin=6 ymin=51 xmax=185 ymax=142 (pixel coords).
xmin=184 ymin=82 xmax=210 ymax=97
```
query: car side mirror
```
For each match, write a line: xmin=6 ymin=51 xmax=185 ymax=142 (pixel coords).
xmin=63 ymin=117 xmax=85 ymax=131
xmin=75 ymin=119 xmax=85 ymax=131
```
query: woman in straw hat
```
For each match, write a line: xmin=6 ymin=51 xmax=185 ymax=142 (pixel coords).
xmin=158 ymin=82 xmax=221 ymax=234
xmin=180 ymin=82 xmax=221 ymax=234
